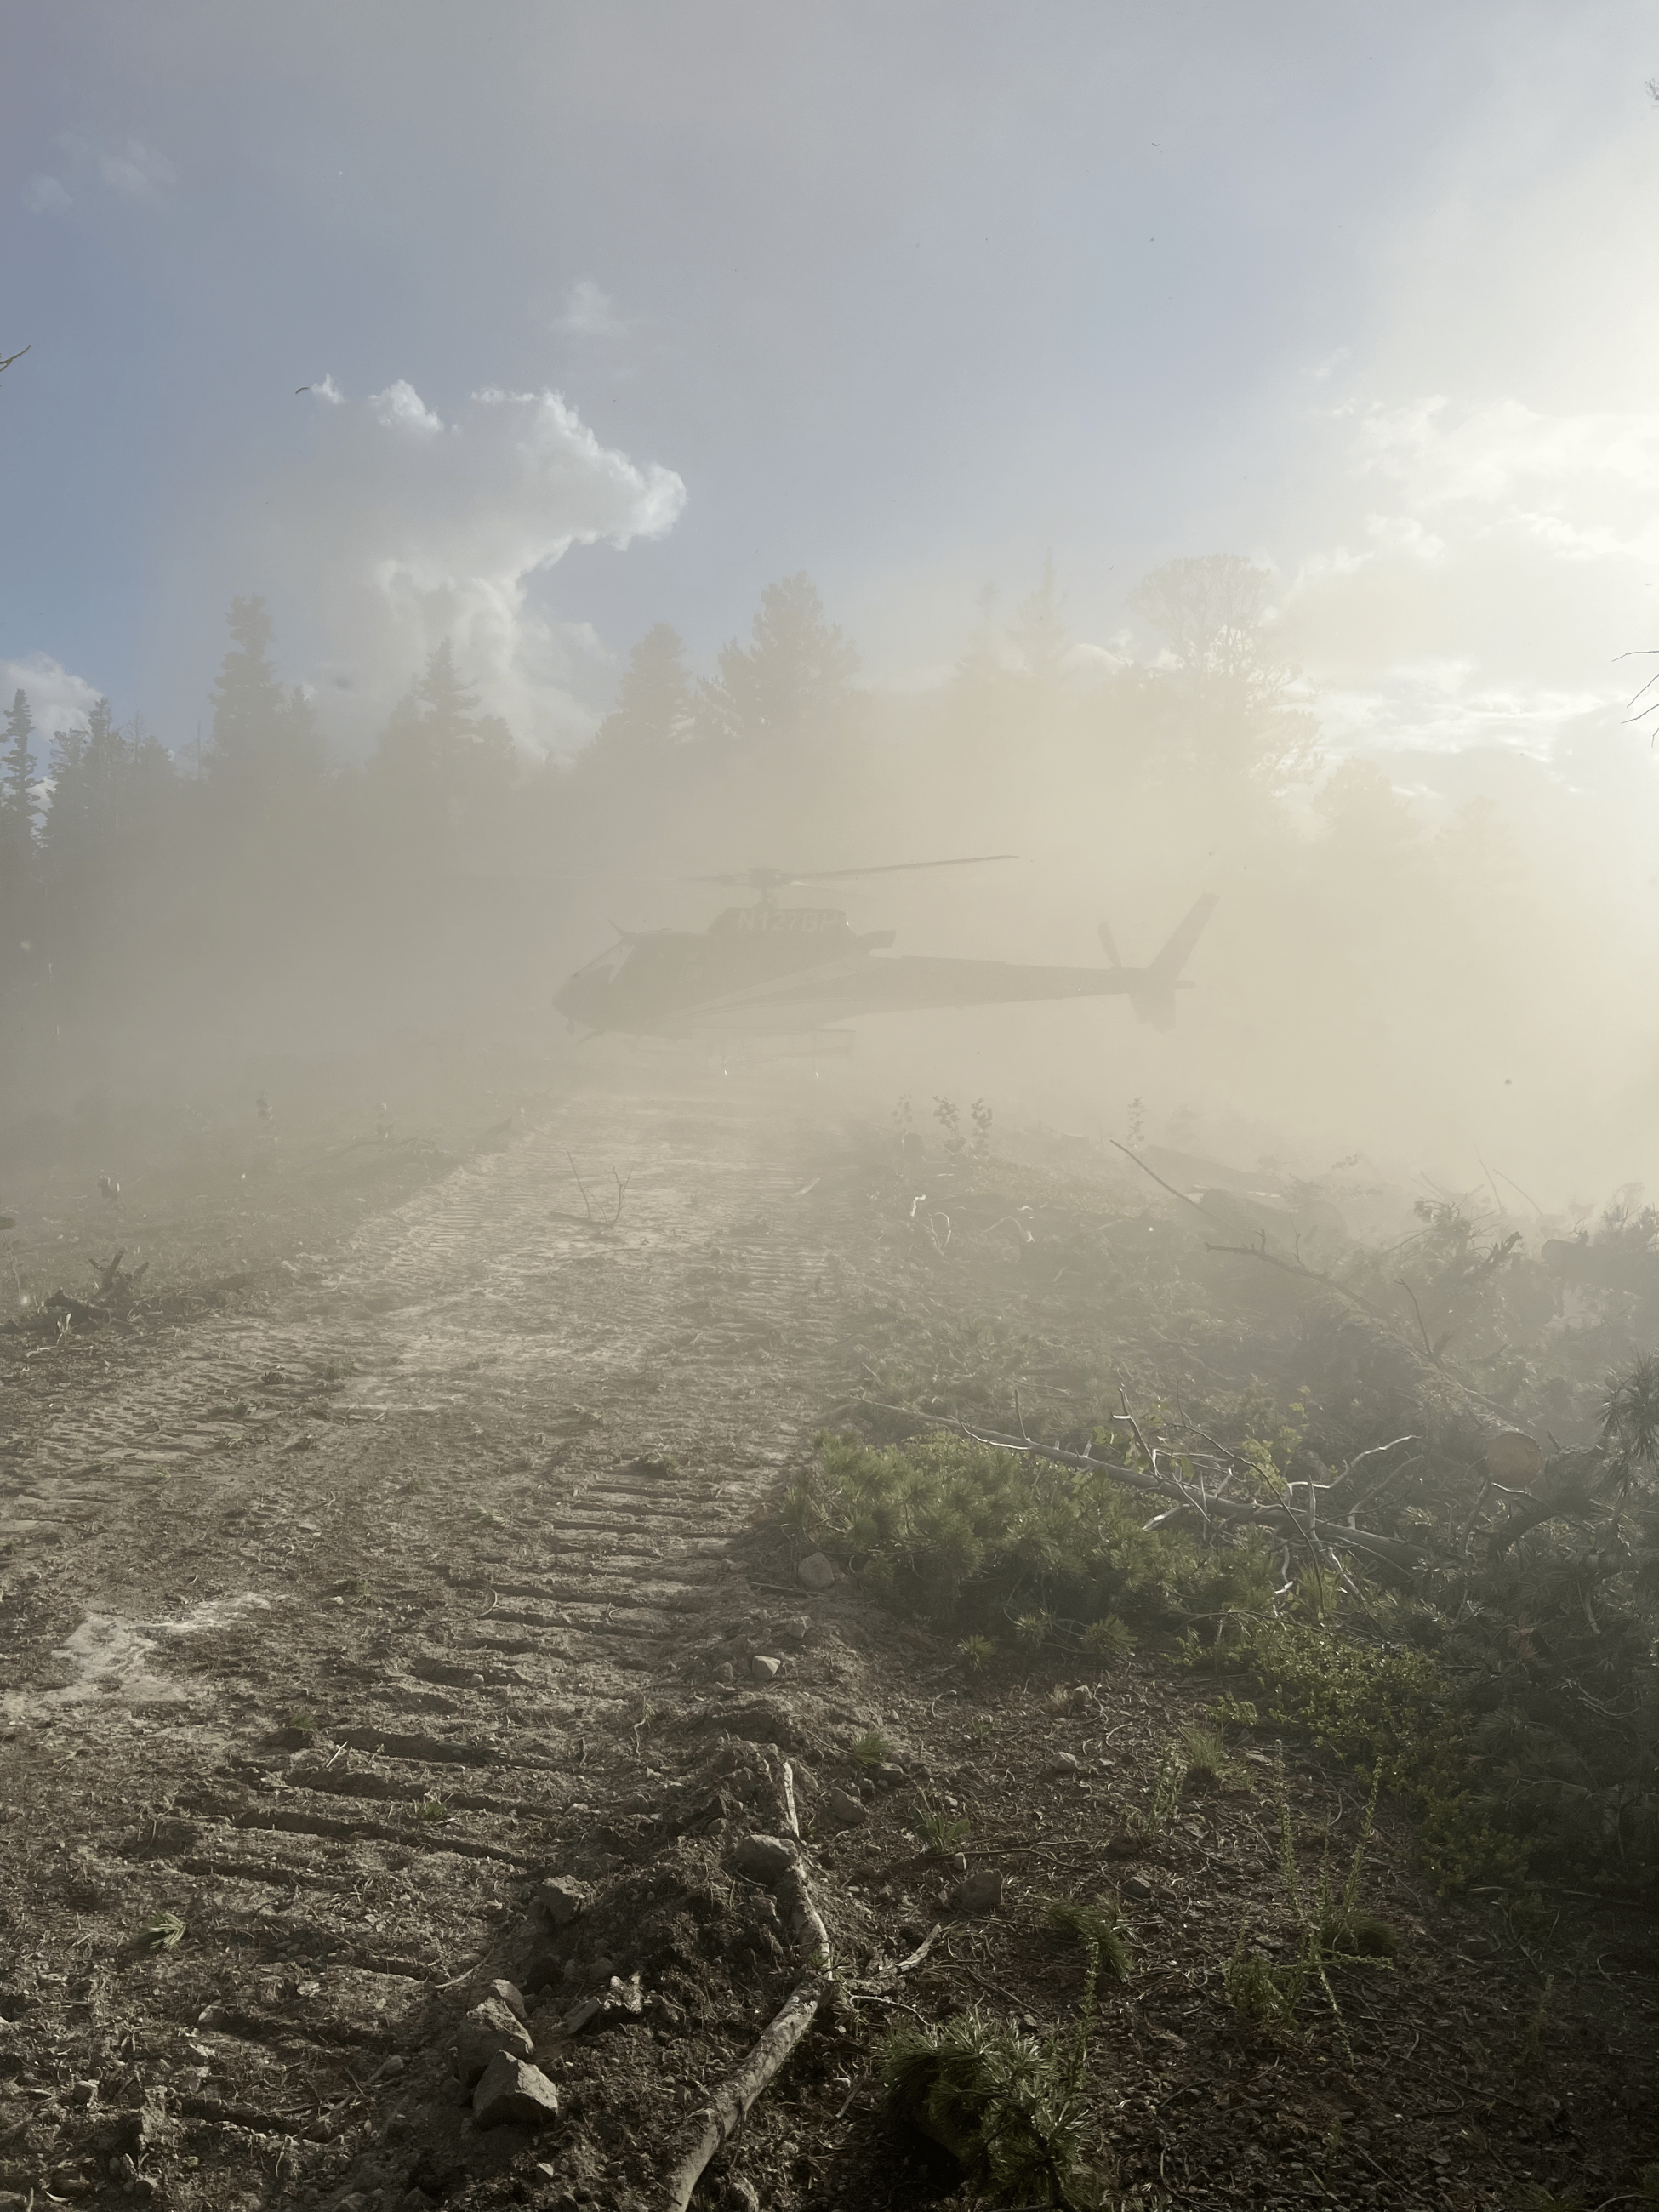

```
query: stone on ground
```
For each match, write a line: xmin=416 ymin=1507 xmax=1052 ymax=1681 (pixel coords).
xmin=471 ymin=2052 xmax=561 ymax=2129
xmin=956 ymin=1867 xmax=1005 ymax=1913
xmin=733 ymin=1832 xmax=799 ymax=1882
xmin=823 ymin=1785 xmax=867 ymax=1828
xmin=533 ymin=1876 xmax=590 ymax=1929
xmin=456 ymin=1996 xmax=533 ymax=2088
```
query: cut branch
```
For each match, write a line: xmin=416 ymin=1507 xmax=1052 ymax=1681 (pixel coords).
xmin=662 ymin=1974 xmax=826 ymax=2212
xmin=661 ymin=1834 xmax=833 ymax=2208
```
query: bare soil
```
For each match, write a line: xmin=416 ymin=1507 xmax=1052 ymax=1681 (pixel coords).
xmin=3 ymin=1086 xmax=1656 ymax=2211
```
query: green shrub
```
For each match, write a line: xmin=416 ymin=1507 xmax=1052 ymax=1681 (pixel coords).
xmin=1225 ymin=1616 xmax=1530 ymax=1893
xmin=812 ymin=1429 xmax=1277 ymax=1633
xmin=1223 ymin=1770 xmax=1396 ymax=2059
xmin=1179 ymin=1724 xmax=1241 ymax=1787
xmin=880 ymin=2011 xmax=1103 ymax=2209
xmin=1081 ymin=1614 xmax=1137 ymax=1662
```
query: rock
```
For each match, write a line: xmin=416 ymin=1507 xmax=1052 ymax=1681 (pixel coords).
xmin=484 ymin=1978 xmax=527 ymax=2021
xmin=534 ymin=1877 xmax=590 ymax=1930
xmin=955 ymin=1868 xmax=1005 ymax=1914
xmin=471 ymin=2052 xmax=561 ymax=2129
xmin=822 ymin=1786 xmax=867 ymax=1830
xmin=871 ymin=1762 xmax=907 ymax=1790
xmin=1049 ymin=1751 xmax=1080 ymax=1776
xmin=777 ymin=1615 xmax=812 ymax=1646
xmin=1123 ymin=1873 xmax=1154 ymax=1901
xmin=456 ymin=1997 xmax=533 ymax=2088
xmin=715 ymin=1661 xmax=736 ymax=1685
xmin=751 ymin=1655 xmax=782 ymax=1682
xmin=133 ymin=2089 xmax=179 ymax=2153
xmin=797 ymin=1551 xmax=836 ymax=1592
xmin=733 ymin=1832 xmax=799 ymax=1882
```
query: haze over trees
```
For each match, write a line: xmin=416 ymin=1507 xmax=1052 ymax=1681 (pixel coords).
xmin=0 ymin=556 xmax=1628 ymax=1186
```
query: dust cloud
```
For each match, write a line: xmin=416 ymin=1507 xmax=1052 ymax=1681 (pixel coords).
xmin=3 ymin=555 xmax=1656 ymax=1219
xmin=4 ymin=6 xmax=1659 ymax=1223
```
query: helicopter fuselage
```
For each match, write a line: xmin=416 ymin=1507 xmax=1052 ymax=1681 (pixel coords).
xmin=554 ymin=896 xmax=1214 ymax=1037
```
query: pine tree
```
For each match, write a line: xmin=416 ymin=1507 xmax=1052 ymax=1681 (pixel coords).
xmin=0 ymin=687 xmax=39 ymax=869
xmin=581 ymin=625 xmax=693 ymax=775
xmin=205 ymin=595 xmax=326 ymax=802
xmin=374 ymin=641 xmax=514 ymax=784
xmin=1128 ymin=554 xmax=1316 ymax=790
xmin=698 ymin=574 xmax=859 ymax=751
xmin=208 ymin=596 xmax=285 ymax=767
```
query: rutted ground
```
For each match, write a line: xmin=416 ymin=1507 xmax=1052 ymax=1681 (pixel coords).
xmin=0 ymin=1093 xmax=880 ymax=2209
xmin=4 ymin=1094 xmax=1659 ymax=2212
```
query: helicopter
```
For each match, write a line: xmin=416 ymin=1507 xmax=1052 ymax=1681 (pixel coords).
xmin=552 ymin=854 xmax=1218 ymax=1046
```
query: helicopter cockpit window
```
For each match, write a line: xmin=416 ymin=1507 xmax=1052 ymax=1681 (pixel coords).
xmin=574 ymin=943 xmax=630 ymax=983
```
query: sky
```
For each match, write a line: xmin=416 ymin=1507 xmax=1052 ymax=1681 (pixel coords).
xmin=5 ymin=1 xmax=1659 ymax=770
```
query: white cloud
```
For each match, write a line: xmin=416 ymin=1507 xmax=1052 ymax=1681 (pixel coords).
xmin=303 ymin=373 xmax=345 ymax=405
xmin=370 ymin=379 xmax=443 ymax=435
xmin=99 ymin=138 xmax=175 ymax=199
xmin=25 ymin=174 xmax=71 ymax=214
xmin=557 ymin=278 xmax=624 ymax=339
xmin=0 ymin=655 xmax=103 ymax=746
xmin=1280 ymin=391 xmax=1659 ymax=767
xmin=257 ymin=381 xmax=686 ymax=753
xmin=1353 ymin=396 xmax=1659 ymax=513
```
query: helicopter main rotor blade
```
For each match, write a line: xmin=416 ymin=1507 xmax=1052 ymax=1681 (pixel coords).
xmin=790 ymin=852 xmax=1018 ymax=882
xmin=689 ymin=867 xmax=797 ymax=888
xmin=691 ymin=853 xmax=1018 ymax=891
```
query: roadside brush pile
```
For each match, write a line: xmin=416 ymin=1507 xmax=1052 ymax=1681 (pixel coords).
xmin=800 ymin=1127 xmax=1659 ymax=1900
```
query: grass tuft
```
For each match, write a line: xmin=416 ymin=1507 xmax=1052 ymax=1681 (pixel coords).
xmin=1041 ymin=1896 xmax=1132 ymax=1984
xmin=907 ymin=1793 xmax=972 ymax=1856
xmin=134 ymin=1911 xmax=186 ymax=1953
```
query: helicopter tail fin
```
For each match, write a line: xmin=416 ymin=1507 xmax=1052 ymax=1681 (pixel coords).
xmin=1126 ymin=892 xmax=1218 ymax=1028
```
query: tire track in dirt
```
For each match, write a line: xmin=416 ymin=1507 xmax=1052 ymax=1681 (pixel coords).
xmin=0 ymin=1092 xmax=871 ymax=2209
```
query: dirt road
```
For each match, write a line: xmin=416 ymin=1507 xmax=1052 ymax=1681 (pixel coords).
xmin=1 ymin=1091 xmax=874 ymax=2209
